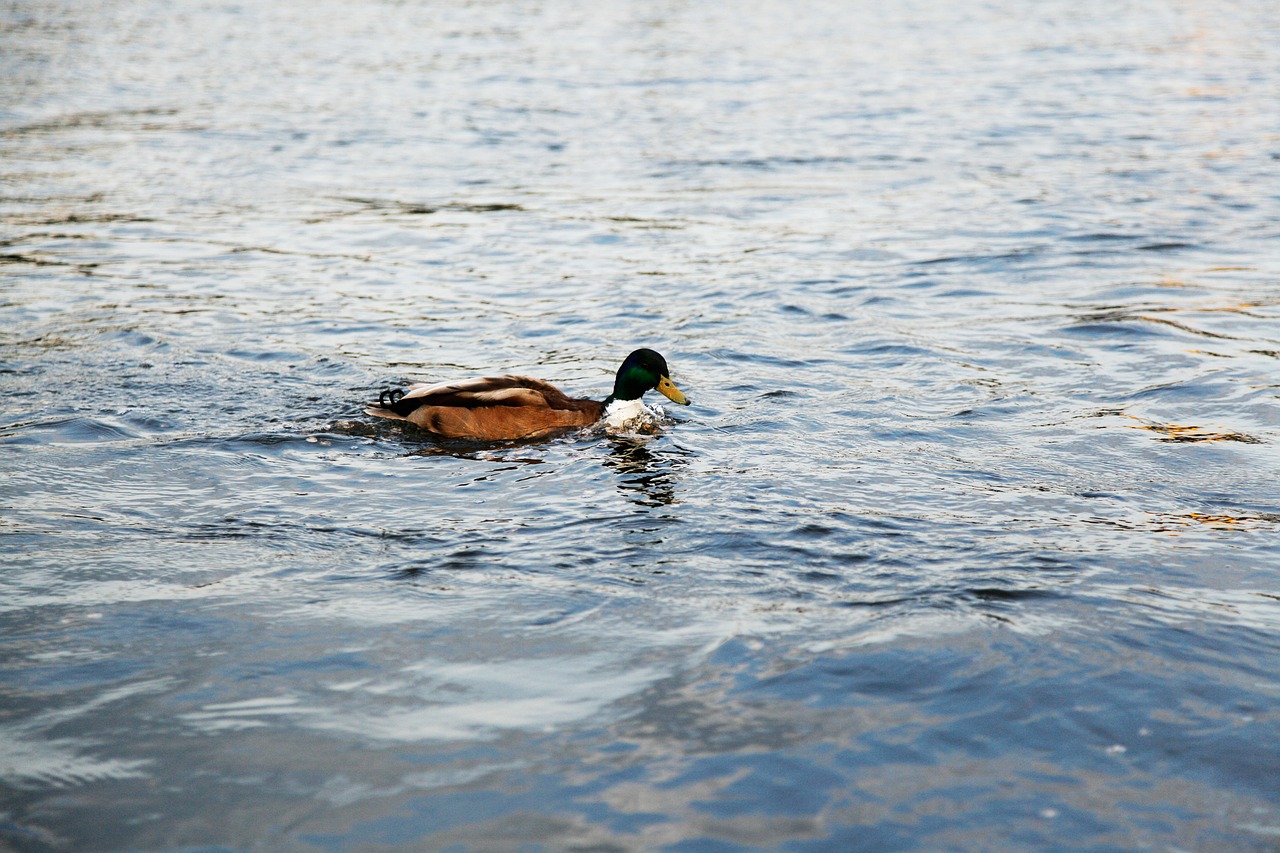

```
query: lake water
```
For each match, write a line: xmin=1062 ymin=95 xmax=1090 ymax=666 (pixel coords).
xmin=3 ymin=0 xmax=1280 ymax=850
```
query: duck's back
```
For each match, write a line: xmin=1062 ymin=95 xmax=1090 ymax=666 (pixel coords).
xmin=366 ymin=375 xmax=604 ymax=440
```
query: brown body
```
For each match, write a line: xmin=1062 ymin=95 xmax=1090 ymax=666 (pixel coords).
xmin=365 ymin=375 xmax=606 ymax=441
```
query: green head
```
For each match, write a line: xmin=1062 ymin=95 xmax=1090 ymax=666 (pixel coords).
xmin=608 ymin=348 xmax=690 ymax=405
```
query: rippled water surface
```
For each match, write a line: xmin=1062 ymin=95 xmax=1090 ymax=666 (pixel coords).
xmin=4 ymin=1 xmax=1280 ymax=850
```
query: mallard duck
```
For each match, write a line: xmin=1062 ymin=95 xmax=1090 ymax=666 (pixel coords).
xmin=365 ymin=348 xmax=689 ymax=441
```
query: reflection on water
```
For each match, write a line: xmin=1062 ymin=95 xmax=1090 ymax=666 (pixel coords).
xmin=602 ymin=436 xmax=684 ymax=507
xmin=1127 ymin=419 xmax=1264 ymax=444
xmin=3 ymin=0 xmax=1280 ymax=849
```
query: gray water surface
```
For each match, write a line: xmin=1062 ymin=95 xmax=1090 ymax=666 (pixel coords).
xmin=3 ymin=1 xmax=1280 ymax=850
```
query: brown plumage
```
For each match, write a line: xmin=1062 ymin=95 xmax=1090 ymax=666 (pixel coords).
xmin=365 ymin=375 xmax=606 ymax=441
xmin=366 ymin=348 xmax=689 ymax=441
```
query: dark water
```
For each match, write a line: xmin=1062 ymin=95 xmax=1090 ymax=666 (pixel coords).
xmin=3 ymin=0 xmax=1280 ymax=850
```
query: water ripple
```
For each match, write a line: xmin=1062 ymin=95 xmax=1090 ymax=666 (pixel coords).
xmin=3 ymin=0 xmax=1280 ymax=848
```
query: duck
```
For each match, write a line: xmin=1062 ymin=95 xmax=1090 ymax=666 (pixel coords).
xmin=365 ymin=348 xmax=689 ymax=441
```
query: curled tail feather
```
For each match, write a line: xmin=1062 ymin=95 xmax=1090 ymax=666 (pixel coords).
xmin=367 ymin=387 xmax=411 ymax=420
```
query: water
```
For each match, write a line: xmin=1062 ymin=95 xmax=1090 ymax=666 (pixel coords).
xmin=3 ymin=0 xmax=1280 ymax=849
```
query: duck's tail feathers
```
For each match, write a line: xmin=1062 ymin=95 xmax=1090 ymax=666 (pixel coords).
xmin=367 ymin=387 xmax=412 ymax=420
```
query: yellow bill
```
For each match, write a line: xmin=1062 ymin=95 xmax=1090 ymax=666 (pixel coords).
xmin=656 ymin=375 xmax=690 ymax=405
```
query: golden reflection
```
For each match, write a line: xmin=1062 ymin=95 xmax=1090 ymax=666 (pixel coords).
xmin=1197 ymin=303 xmax=1267 ymax=315
xmin=1152 ymin=512 xmax=1275 ymax=531
xmin=1125 ymin=417 xmax=1262 ymax=444
xmin=1182 ymin=512 xmax=1252 ymax=529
